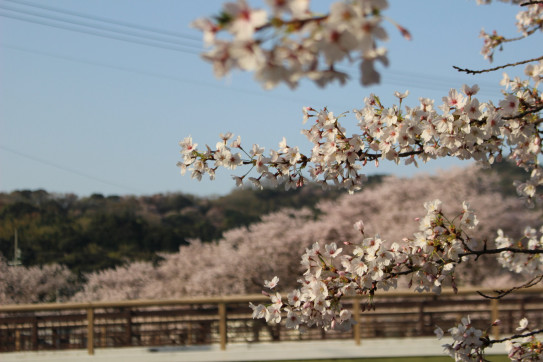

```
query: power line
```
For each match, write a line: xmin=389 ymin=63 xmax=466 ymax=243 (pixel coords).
xmin=0 ymin=144 xmax=144 ymax=194
xmin=4 ymin=0 xmax=201 ymax=42
xmin=0 ymin=43 xmax=327 ymax=106
xmin=0 ymin=9 xmax=201 ymax=55
xmin=2 ymin=41 xmax=504 ymax=112
xmin=0 ymin=2 xmax=201 ymax=49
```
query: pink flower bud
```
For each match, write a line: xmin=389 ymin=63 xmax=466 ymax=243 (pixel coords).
xmin=354 ymin=220 xmax=365 ymax=234
xmin=397 ymin=25 xmax=412 ymax=41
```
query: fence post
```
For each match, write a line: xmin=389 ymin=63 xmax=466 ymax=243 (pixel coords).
xmin=31 ymin=317 xmax=38 ymax=351
xmin=353 ymin=298 xmax=361 ymax=345
xmin=87 ymin=308 xmax=94 ymax=355
xmin=218 ymin=302 xmax=227 ymax=350
xmin=418 ymin=303 xmax=425 ymax=334
xmin=101 ymin=326 xmax=107 ymax=347
xmin=15 ymin=329 xmax=21 ymax=351
xmin=125 ymin=310 xmax=132 ymax=346
xmin=491 ymin=299 xmax=500 ymax=339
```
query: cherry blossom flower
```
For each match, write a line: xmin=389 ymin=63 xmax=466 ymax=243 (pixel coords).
xmin=264 ymin=276 xmax=279 ymax=289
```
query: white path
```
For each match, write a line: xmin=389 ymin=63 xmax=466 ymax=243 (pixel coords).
xmin=1 ymin=338 xmax=507 ymax=362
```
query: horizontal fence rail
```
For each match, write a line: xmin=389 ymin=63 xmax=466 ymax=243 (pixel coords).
xmin=0 ymin=288 xmax=542 ymax=355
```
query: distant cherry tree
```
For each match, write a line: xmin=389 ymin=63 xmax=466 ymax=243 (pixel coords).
xmin=0 ymin=255 xmax=74 ymax=304
xmin=70 ymin=261 xmax=156 ymax=302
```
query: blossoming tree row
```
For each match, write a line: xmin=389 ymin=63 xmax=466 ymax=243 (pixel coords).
xmin=71 ymin=167 xmax=539 ymax=302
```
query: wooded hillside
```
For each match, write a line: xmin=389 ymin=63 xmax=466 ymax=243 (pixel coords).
xmin=0 ymin=178 xmax=376 ymax=276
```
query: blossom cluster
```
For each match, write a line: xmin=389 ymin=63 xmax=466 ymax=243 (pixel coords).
xmin=477 ymin=1 xmax=543 ymax=62
xmin=436 ymin=316 xmax=542 ymax=362
xmin=192 ymin=0 xmax=409 ymax=88
xmin=505 ymin=318 xmax=543 ymax=362
xmin=249 ymin=200 xmax=483 ymax=332
xmin=179 ymin=64 xmax=542 ymax=201
xmin=249 ymin=202 xmax=542 ymax=361
xmin=435 ymin=316 xmax=487 ymax=362
xmin=496 ymin=226 xmax=543 ymax=276
xmin=434 ymin=316 xmax=543 ymax=362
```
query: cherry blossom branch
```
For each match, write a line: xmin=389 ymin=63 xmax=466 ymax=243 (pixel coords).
xmin=461 ymin=248 xmax=543 ymax=257
xmin=453 ymin=55 xmax=543 ymax=74
xmin=180 ymin=77 xmax=542 ymax=203
xmin=521 ymin=1 xmax=543 ymax=6
xmin=488 ymin=328 xmax=543 ymax=345
xmin=476 ymin=274 xmax=543 ymax=299
xmin=249 ymin=201 xmax=542 ymax=338
xmin=494 ymin=24 xmax=541 ymax=43
xmin=438 ymin=317 xmax=543 ymax=361
xmin=503 ymin=104 xmax=543 ymax=120
xmin=192 ymin=0 xmax=413 ymax=88
xmin=256 ymin=14 xmax=328 ymax=31
xmin=248 ymin=202 xmax=542 ymax=361
xmin=357 ymin=148 xmax=424 ymax=161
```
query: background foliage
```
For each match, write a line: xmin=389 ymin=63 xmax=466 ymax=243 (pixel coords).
xmin=0 ymin=162 xmax=539 ymax=304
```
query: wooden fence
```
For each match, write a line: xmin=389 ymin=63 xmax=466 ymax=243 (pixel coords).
xmin=1 ymin=288 xmax=542 ymax=355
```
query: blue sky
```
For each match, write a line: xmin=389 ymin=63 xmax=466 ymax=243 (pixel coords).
xmin=0 ymin=0 xmax=539 ymax=197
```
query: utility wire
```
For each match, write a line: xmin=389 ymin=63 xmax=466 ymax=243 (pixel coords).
xmin=0 ymin=2 xmax=201 ymax=49
xmin=0 ymin=144 xmax=144 ymax=194
xmin=2 ymin=41 xmax=503 ymax=110
xmin=4 ymin=42 xmax=503 ymax=111
xmin=4 ymin=0 xmax=201 ymax=41
xmin=0 ymin=43 xmax=330 ymax=107
xmin=0 ymin=10 xmax=201 ymax=55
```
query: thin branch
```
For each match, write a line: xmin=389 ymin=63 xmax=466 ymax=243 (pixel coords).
xmin=500 ymin=25 xmax=541 ymax=43
xmin=360 ymin=149 xmax=424 ymax=161
xmin=501 ymin=34 xmax=528 ymax=43
xmin=257 ymin=15 xmax=328 ymax=31
xmin=477 ymin=274 xmax=543 ymax=299
xmin=453 ymin=55 xmax=543 ymax=74
xmin=521 ymin=1 xmax=543 ymax=5
xmin=503 ymin=104 xmax=543 ymax=120
xmin=459 ymin=247 xmax=543 ymax=258
xmin=488 ymin=328 xmax=543 ymax=344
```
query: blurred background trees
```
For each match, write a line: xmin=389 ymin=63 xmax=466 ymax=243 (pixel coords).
xmin=2 ymin=163 xmax=538 ymax=303
xmin=0 ymin=180 xmax=350 ymax=277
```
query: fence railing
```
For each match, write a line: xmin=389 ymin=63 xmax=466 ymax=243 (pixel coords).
xmin=1 ymin=288 xmax=542 ymax=355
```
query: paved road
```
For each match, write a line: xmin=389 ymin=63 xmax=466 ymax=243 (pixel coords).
xmin=1 ymin=338 xmax=508 ymax=362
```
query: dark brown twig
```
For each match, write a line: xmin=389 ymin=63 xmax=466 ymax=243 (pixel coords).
xmin=503 ymin=104 xmax=543 ymax=120
xmin=476 ymin=274 xmax=543 ymax=299
xmin=460 ymin=247 xmax=543 ymax=258
xmin=257 ymin=15 xmax=328 ymax=31
xmin=488 ymin=328 xmax=543 ymax=344
xmin=521 ymin=1 xmax=543 ymax=6
xmin=453 ymin=55 xmax=543 ymax=74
